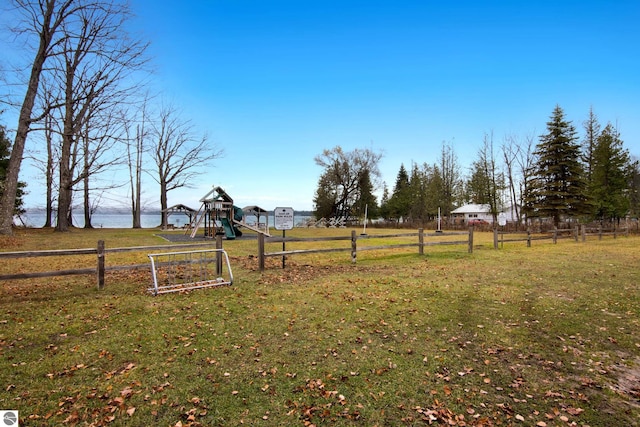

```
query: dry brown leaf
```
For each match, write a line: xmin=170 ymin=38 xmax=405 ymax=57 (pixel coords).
xmin=566 ymin=407 xmax=584 ymax=415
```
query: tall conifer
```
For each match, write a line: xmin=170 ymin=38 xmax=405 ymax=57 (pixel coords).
xmin=525 ymin=106 xmax=588 ymax=226
xmin=589 ymin=124 xmax=631 ymax=221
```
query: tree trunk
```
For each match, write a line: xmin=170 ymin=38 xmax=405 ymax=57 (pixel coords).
xmin=131 ymin=163 xmax=141 ymax=228
xmin=56 ymin=112 xmax=74 ymax=232
xmin=133 ymin=164 xmax=142 ymax=228
xmin=132 ymin=195 xmax=141 ymax=228
xmin=0 ymin=1 xmax=60 ymax=235
xmin=56 ymin=177 xmax=72 ymax=232
xmin=160 ymin=181 xmax=168 ymax=228
xmin=0 ymin=59 xmax=44 ymax=232
xmin=82 ymin=129 xmax=93 ymax=229
xmin=44 ymin=114 xmax=54 ymax=228
xmin=83 ymin=173 xmax=93 ymax=228
xmin=131 ymin=124 xmax=143 ymax=229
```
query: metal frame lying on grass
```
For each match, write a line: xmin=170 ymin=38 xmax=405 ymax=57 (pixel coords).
xmin=147 ymin=248 xmax=233 ymax=295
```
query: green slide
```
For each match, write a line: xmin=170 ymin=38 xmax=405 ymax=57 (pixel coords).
xmin=220 ymin=218 xmax=236 ymax=240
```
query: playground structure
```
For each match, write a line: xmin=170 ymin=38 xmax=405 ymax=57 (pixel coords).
xmin=186 ymin=186 xmax=271 ymax=239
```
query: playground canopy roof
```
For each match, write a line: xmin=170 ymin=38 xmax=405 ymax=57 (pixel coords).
xmin=200 ymin=186 xmax=233 ymax=203
xmin=242 ymin=205 xmax=268 ymax=216
xmin=162 ymin=204 xmax=198 ymax=225
xmin=162 ymin=204 xmax=197 ymax=214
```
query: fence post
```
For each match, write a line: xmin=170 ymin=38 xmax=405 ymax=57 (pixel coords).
xmin=418 ymin=228 xmax=424 ymax=255
xmin=351 ymin=230 xmax=358 ymax=264
xmin=613 ymin=226 xmax=617 ymax=239
xmin=351 ymin=230 xmax=357 ymax=263
xmin=216 ymin=234 xmax=223 ymax=275
xmin=598 ymin=224 xmax=603 ymax=240
xmin=581 ymin=224 xmax=586 ymax=242
xmin=258 ymin=233 xmax=265 ymax=272
xmin=574 ymin=225 xmax=579 ymax=242
xmin=97 ymin=240 xmax=105 ymax=290
xmin=527 ymin=228 xmax=531 ymax=247
xmin=468 ymin=226 xmax=474 ymax=253
xmin=493 ymin=228 xmax=498 ymax=249
xmin=553 ymin=227 xmax=557 ymax=244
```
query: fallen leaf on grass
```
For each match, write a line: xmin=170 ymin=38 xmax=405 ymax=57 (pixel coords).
xmin=566 ymin=407 xmax=584 ymax=415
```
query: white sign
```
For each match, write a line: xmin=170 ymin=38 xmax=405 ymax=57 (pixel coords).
xmin=0 ymin=411 xmax=18 ymax=427
xmin=274 ymin=207 xmax=294 ymax=230
xmin=498 ymin=212 xmax=507 ymax=226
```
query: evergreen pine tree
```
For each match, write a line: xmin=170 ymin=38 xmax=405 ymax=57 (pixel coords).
xmin=582 ymin=107 xmax=601 ymax=182
xmin=354 ymin=168 xmax=378 ymax=219
xmin=589 ymin=123 xmax=631 ymax=221
xmin=408 ymin=163 xmax=428 ymax=223
xmin=525 ymin=105 xmax=588 ymax=226
xmin=628 ymin=160 xmax=640 ymax=219
xmin=312 ymin=172 xmax=337 ymax=220
xmin=388 ymin=164 xmax=411 ymax=222
xmin=379 ymin=183 xmax=391 ymax=220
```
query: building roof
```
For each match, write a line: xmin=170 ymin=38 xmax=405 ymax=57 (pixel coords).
xmin=451 ymin=204 xmax=490 ymax=214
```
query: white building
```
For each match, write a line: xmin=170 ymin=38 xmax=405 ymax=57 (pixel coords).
xmin=451 ymin=204 xmax=520 ymax=224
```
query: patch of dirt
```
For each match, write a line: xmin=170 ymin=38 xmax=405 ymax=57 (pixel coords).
xmin=610 ymin=356 xmax=640 ymax=408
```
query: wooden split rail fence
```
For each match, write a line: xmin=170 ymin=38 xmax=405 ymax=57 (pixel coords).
xmin=257 ymin=229 xmax=473 ymax=271
xmin=0 ymin=225 xmax=629 ymax=287
xmin=495 ymin=225 xmax=629 ymax=248
xmin=0 ymin=238 xmax=223 ymax=290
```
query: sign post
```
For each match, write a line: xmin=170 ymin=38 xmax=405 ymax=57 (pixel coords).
xmin=274 ymin=207 xmax=294 ymax=268
xmin=498 ymin=212 xmax=507 ymax=248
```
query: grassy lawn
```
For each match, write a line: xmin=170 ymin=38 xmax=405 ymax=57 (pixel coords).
xmin=1 ymin=227 xmax=639 ymax=426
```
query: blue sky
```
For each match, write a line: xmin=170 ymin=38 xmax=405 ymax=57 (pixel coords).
xmin=8 ymin=0 xmax=640 ymax=211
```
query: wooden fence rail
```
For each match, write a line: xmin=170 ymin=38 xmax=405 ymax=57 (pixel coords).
xmin=0 ymin=240 xmax=221 ymax=289
xmin=257 ymin=229 xmax=473 ymax=271
xmin=1 ymin=224 xmax=629 ymax=288
xmin=495 ymin=225 xmax=628 ymax=248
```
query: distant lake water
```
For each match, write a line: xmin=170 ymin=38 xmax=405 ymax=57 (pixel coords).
xmin=18 ymin=210 xmax=313 ymax=229
xmin=19 ymin=211 xmax=166 ymax=228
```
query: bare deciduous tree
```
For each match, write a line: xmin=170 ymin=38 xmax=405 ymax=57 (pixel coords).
xmin=78 ymin=108 xmax=129 ymax=228
xmin=50 ymin=1 xmax=147 ymax=231
xmin=314 ymin=146 xmax=383 ymax=220
xmin=437 ymin=140 xmax=462 ymax=217
xmin=0 ymin=0 xmax=147 ymax=233
xmin=515 ymin=134 xmax=535 ymax=225
xmin=121 ymin=98 xmax=151 ymax=229
xmin=502 ymin=134 xmax=521 ymax=228
xmin=150 ymin=104 xmax=222 ymax=228
xmin=467 ymin=132 xmax=505 ymax=225
xmin=0 ymin=0 xmax=81 ymax=235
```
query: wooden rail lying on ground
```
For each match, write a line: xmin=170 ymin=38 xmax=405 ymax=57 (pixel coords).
xmin=257 ymin=229 xmax=473 ymax=271
xmin=0 ymin=239 xmax=222 ymax=289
